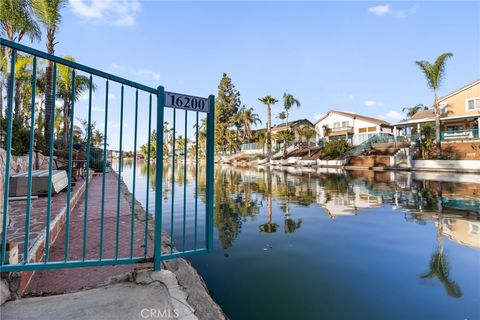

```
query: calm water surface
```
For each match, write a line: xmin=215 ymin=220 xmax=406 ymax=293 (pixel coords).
xmin=117 ymin=160 xmax=480 ymax=320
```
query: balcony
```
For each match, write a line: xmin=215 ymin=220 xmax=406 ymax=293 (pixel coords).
xmin=329 ymin=126 xmax=354 ymax=136
xmin=440 ymin=129 xmax=479 ymax=141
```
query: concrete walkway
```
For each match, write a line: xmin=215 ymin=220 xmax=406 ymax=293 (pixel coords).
xmin=1 ymin=269 xmax=197 ymax=320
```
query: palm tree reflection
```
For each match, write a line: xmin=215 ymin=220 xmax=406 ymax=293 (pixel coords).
xmin=259 ymin=170 xmax=279 ymax=233
xmin=419 ymin=182 xmax=462 ymax=298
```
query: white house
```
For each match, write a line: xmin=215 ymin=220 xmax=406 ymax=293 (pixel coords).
xmin=314 ymin=110 xmax=397 ymax=146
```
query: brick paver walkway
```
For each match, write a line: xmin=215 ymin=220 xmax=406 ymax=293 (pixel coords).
xmin=8 ymin=178 xmax=87 ymax=263
xmin=25 ymin=173 xmax=155 ymax=295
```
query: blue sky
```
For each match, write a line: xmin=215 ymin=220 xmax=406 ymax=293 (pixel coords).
xmin=15 ymin=1 xmax=480 ymax=150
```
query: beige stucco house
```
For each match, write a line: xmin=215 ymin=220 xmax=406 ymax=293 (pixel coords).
xmin=392 ymin=79 xmax=480 ymax=141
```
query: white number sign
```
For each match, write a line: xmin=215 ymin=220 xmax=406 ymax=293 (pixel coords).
xmin=165 ymin=92 xmax=209 ymax=113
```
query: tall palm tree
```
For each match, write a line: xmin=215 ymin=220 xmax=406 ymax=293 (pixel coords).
xmin=1 ymin=0 xmax=41 ymax=117
xmin=258 ymin=95 xmax=278 ymax=158
xmin=283 ymin=92 xmax=301 ymax=129
xmin=238 ymin=106 xmax=262 ymax=142
xmin=402 ymin=103 xmax=428 ymax=119
xmin=56 ymin=56 xmax=92 ymax=146
xmin=415 ymin=53 xmax=453 ymax=156
xmin=33 ymin=0 xmax=66 ymax=146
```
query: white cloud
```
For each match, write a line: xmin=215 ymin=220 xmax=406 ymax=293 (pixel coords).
xmin=364 ymin=100 xmax=384 ymax=108
xmin=347 ymin=95 xmax=354 ymax=101
xmin=368 ymin=4 xmax=418 ymax=18
xmin=92 ymin=106 xmax=104 ymax=113
xmin=368 ymin=4 xmax=390 ymax=16
xmin=109 ymin=63 xmax=161 ymax=81
xmin=69 ymin=0 xmax=141 ymax=27
xmin=137 ymin=69 xmax=160 ymax=81
xmin=378 ymin=110 xmax=403 ymax=121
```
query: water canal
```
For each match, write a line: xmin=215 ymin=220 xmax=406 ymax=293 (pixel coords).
xmin=117 ymin=160 xmax=480 ymax=320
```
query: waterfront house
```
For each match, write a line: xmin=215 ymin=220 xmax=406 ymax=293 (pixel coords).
xmin=270 ymin=119 xmax=315 ymax=151
xmin=314 ymin=111 xmax=396 ymax=146
xmin=391 ymin=79 xmax=480 ymax=142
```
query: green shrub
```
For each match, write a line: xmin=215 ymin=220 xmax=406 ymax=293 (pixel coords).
xmin=322 ymin=139 xmax=351 ymax=159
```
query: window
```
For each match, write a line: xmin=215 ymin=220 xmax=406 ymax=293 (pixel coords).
xmin=466 ymin=98 xmax=480 ymax=111
xmin=342 ymin=121 xmax=349 ymax=127
xmin=359 ymin=127 xmax=367 ymax=133
xmin=446 ymin=125 xmax=464 ymax=132
xmin=333 ymin=122 xmax=340 ymax=128
xmin=367 ymin=126 xmax=376 ymax=132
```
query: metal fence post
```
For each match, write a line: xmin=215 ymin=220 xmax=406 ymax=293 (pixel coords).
xmin=154 ymin=86 xmax=165 ymax=271
xmin=206 ymin=95 xmax=215 ymax=251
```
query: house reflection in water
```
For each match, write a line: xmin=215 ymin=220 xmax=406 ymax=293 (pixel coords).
xmin=442 ymin=218 xmax=479 ymax=249
xmin=315 ymin=184 xmax=383 ymax=218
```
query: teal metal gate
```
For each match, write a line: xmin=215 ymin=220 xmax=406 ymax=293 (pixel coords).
xmin=0 ymin=38 xmax=214 ymax=272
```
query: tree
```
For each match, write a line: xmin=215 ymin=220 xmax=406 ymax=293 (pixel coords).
xmin=176 ymin=135 xmax=186 ymax=154
xmin=277 ymin=111 xmax=286 ymax=124
xmin=215 ymin=73 xmax=241 ymax=149
xmin=402 ymin=103 xmax=428 ymax=119
xmin=415 ymin=53 xmax=453 ymax=156
xmin=237 ymin=106 xmax=261 ymax=142
xmin=0 ymin=0 xmax=41 ymax=43
xmin=0 ymin=0 xmax=41 ymax=117
xmin=322 ymin=125 xmax=331 ymax=139
xmin=32 ymin=0 xmax=67 ymax=146
xmin=258 ymin=95 xmax=278 ymax=158
xmin=12 ymin=55 xmax=33 ymax=118
xmin=298 ymin=126 xmax=317 ymax=156
xmin=56 ymin=56 xmax=93 ymax=147
xmin=283 ymin=92 xmax=301 ymax=128
xmin=275 ymin=129 xmax=295 ymax=157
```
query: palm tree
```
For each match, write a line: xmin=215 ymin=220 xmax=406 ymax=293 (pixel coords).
xmin=258 ymin=95 xmax=278 ymax=158
xmin=415 ymin=53 xmax=453 ymax=156
xmin=402 ymin=104 xmax=428 ymax=119
xmin=238 ymin=106 xmax=261 ymax=142
xmin=11 ymin=55 xmax=33 ymax=118
xmin=298 ymin=126 xmax=317 ymax=156
xmin=275 ymin=129 xmax=295 ymax=157
xmin=0 ymin=0 xmax=40 ymax=43
xmin=277 ymin=111 xmax=286 ymax=124
xmin=33 ymin=0 xmax=66 ymax=146
xmin=1 ymin=0 xmax=40 ymax=117
xmin=283 ymin=92 xmax=301 ymax=129
xmin=92 ymin=129 xmax=104 ymax=147
xmin=56 ymin=56 xmax=92 ymax=147
xmin=322 ymin=125 xmax=331 ymax=142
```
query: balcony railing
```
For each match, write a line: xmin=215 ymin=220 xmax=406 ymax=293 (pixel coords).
xmin=328 ymin=126 xmax=354 ymax=136
xmin=440 ymin=129 xmax=479 ymax=141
